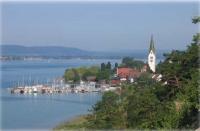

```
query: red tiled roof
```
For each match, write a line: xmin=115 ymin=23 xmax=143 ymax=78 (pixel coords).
xmin=117 ymin=67 xmax=141 ymax=78
xmin=111 ymin=79 xmax=120 ymax=85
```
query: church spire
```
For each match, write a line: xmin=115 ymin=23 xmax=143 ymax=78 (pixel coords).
xmin=148 ymin=35 xmax=156 ymax=73
xmin=149 ymin=35 xmax=155 ymax=53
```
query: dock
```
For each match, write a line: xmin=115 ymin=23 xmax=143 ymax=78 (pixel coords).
xmin=8 ymin=81 xmax=120 ymax=95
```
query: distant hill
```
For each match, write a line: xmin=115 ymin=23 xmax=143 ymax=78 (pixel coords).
xmin=0 ymin=45 xmax=166 ymax=59
xmin=1 ymin=45 xmax=94 ymax=57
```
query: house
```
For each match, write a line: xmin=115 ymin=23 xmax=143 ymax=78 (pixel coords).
xmin=116 ymin=67 xmax=141 ymax=82
xmin=86 ymin=76 xmax=96 ymax=82
xmin=141 ymin=64 xmax=148 ymax=72
xmin=111 ymin=77 xmax=121 ymax=86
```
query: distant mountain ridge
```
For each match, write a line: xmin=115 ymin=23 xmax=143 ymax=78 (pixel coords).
xmin=1 ymin=45 xmax=94 ymax=57
xmin=1 ymin=45 xmax=166 ymax=59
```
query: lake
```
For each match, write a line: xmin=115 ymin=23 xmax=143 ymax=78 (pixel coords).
xmin=0 ymin=59 xmax=121 ymax=130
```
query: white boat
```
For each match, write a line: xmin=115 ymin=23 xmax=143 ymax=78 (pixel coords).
xmin=75 ymin=90 xmax=78 ymax=93
xmin=28 ymin=88 xmax=32 ymax=94
xmin=33 ymin=86 xmax=38 ymax=93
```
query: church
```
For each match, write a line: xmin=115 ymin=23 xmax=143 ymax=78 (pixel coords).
xmin=111 ymin=35 xmax=157 ymax=86
xmin=148 ymin=35 xmax=156 ymax=73
xmin=147 ymin=35 xmax=163 ymax=82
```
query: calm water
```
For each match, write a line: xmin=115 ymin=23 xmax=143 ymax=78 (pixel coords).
xmin=0 ymin=59 xmax=121 ymax=130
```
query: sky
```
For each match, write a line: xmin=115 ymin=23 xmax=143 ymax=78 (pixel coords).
xmin=1 ymin=2 xmax=199 ymax=51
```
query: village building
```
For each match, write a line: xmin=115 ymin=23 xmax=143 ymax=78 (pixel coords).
xmin=116 ymin=67 xmax=141 ymax=82
xmin=111 ymin=35 xmax=159 ymax=85
xmin=111 ymin=67 xmax=142 ymax=86
xmin=85 ymin=76 xmax=96 ymax=82
xmin=111 ymin=77 xmax=121 ymax=86
xmin=140 ymin=64 xmax=148 ymax=72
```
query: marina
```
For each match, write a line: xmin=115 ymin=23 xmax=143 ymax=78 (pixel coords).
xmin=8 ymin=81 xmax=120 ymax=95
xmin=1 ymin=59 xmax=120 ymax=129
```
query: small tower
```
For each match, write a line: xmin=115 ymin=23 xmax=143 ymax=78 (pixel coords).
xmin=148 ymin=35 xmax=156 ymax=73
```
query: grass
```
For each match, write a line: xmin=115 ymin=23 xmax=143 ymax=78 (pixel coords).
xmin=53 ymin=115 xmax=88 ymax=131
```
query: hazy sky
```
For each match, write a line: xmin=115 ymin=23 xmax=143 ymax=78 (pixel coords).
xmin=1 ymin=2 xmax=199 ymax=51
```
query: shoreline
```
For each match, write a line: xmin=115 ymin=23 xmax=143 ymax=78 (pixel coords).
xmin=53 ymin=114 xmax=88 ymax=130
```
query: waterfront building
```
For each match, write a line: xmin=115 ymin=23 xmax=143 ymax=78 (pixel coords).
xmin=148 ymin=35 xmax=156 ymax=73
xmin=116 ymin=67 xmax=141 ymax=82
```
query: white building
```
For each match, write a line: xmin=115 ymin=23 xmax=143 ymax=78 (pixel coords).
xmin=148 ymin=35 xmax=156 ymax=73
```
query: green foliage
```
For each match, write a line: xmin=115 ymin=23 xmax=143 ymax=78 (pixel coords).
xmin=122 ymin=57 xmax=133 ymax=65
xmin=72 ymin=69 xmax=80 ymax=82
xmin=82 ymin=71 xmax=94 ymax=81
xmin=127 ymin=88 xmax=162 ymax=129
xmin=192 ymin=16 xmax=200 ymax=24
xmin=137 ymin=72 xmax=155 ymax=85
xmin=64 ymin=61 xmax=114 ymax=82
xmin=106 ymin=62 xmax=111 ymax=71
xmin=121 ymin=57 xmax=145 ymax=69
xmin=82 ymin=66 xmax=99 ymax=81
xmin=64 ymin=68 xmax=80 ymax=82
xmin=114 ymin=62 xmax=118 ymax=69
xmin=100 ymin=63 xmax=106 ymax=71
xmin=97 ymin=62 xmax=114 ymax=81
xmin=87 ymin=91 xmax=127 ymax=129
xmin=155 ymin=29 xmax=199 ymax=129
xmin=101 ymin=62 xmax=112 ymax=71
xmin=96 ymin=70 xmax=110 ymax=81
xmin=112 ymin=62 xmax=119 ymax=74
xmin=54 ymin=115 xmax=89 ymax=130
xmin=84 ymin=17 xmax=199 ymax=130
xmin=64 ymin=66 xmax=99 ymax=82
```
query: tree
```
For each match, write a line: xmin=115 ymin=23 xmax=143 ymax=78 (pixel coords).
xmin=82 ymin=66 xmax=99 ymax=81
xmin=127 ymin=88 xmax=162 ymax=129
xmin=137 ymin=72 xmax=154 ymax=85
xmin=106 ymin=62 xmax=111 ymax=71
xmin=156 ymin=16 xmax=199 ymax=128
xmin=64 ymin=69 xmax=75 ymax=82
xmin=121 ymin=57 xmax=145 ymax=69
xmin=121 ymin=57 xmax=133 ymax=67
xmin=87 ymin=91 xmax=127 ymax=129
xmin=82 ymin=71 xmax=94 ymax=81
xmin=64 ymin=68 xmax=80 ymax=82
xmin=157 ymin=50 xmax=185 ymax=88
xmin=101 ymin=63 xmax=106 ymax=71
xmin=192 ymin=16 xmax=200 ymax=24
xmin=114 ymin=63 xmax=118 ymax=69
xmin=72 ymin=69 xmax=80 ymax=82
xmin=96 ymin=70 xmax=110 ymax=81
xmin=76 ymin=67 xmax=87 ymax=80
xmin=89 ymin=66 xmax=99 ymax=74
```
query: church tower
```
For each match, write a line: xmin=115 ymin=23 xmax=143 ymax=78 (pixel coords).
xmin=148 ymin=35 xmax=156 ymax=73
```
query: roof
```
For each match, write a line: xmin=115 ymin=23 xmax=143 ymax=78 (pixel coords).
xmin=111 ymin=79 xmax=120 ymax=85
xmin=149 ymin=35 xmax=155 ymax=53
xmin=86 ymin=76 xmax=96 ymax=81
xmin=117 ymin=67 xmax=141 ymax=78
